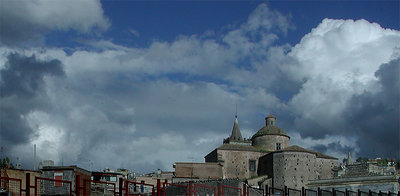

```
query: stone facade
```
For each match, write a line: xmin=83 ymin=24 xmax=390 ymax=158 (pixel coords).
xmin=202 ymin=114 xmax=338 ymax=189
xmin=257 ymin=146 xmax=338 ymax=189
xmin=344 ymin=162 xmax=383 ymax=177
xmin=252 ymin=135 xmax=290 ymax=151
xmin=217 ymin=149 xmax=266 ymax=179
xmin=273 ymin=151 xmax=318 ymax=189
xmin=174 ymin=162 xmax=223 ymax=179
xmin=316 ymin=157 xmax=337 ymax=179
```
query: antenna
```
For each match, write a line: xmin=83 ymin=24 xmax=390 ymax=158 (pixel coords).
xmin=33 ymin=144 xmax=36 ymax=170
xmin=235 ymin=104 xmax=238 ymax=117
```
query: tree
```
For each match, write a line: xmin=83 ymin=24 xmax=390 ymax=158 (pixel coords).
xmin=356 ymin=157 xmax=368 ymax=163
xmin=0 ymin=157 xmax=14 ymax=169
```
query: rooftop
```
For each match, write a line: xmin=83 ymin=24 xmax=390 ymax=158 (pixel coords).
xmin=269 ymin=145 xmax=337 ymax=160
xmin=252 ymin=125 xmax=289 ymax=139
xmin=217 ymin=143 xmax=270 ymax=153
xmin=252 ymin=115 xmax=290 ymax=139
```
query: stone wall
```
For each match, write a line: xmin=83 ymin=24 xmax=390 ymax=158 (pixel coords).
xmin=273 ymin=152 xmax=318 ymax=189
xmin=345 ymin=163 xmax=383 ymax=177
xmin=316 ymin=157 xmax=336 ymax=179
xmin=41 ymin=169 xmax=74 ymax=195
xmin=174 ymin=162 xmax=223 ymax=179
xmin=219 ymin=150 xmax=267 ymax=179
xmin=252 ymin=135 xmax=289 ymax=151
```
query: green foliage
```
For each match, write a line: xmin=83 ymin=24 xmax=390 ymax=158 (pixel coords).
xmin=356 ymin=157 xmax=368 ymax=163
xmin=376 ymin=158 xmax=388 ymax=166
xmin=0 ymin=157 xmax=14 ymax=169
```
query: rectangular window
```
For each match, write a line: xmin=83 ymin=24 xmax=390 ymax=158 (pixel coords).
xmin=54 ymin=172 xmax=63 ymax=187
xmin=276 ymin=143 xmax=281 ymax=150
xmin=249 ymin=160 xmax=256 ymax=172
xmin=110 ymin=176 xmax=117 ymax=182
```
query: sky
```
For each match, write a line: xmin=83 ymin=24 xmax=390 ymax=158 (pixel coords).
xmin=0 ymin=0 xmax=399 ymax=173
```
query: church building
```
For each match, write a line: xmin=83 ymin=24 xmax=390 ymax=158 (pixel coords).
xmin=204 ymin=114 xmax=338 ymax=189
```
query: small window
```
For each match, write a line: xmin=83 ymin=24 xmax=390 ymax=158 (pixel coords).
xmin=110 ymin=176 xmax=117 ymax=182
xmin=276 ymin=143 xmax=281 ymax=150
xmin=249 ymin=160 xmax=256 ymax=172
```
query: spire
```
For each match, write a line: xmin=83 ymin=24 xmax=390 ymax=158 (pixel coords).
xmin=230 ymin=115 xmax=243 ymax=141
xmin=347 ymin=151 xmax=352 ymax=165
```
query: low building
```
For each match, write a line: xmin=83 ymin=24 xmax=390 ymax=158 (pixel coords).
xmin=344 ymin=162 xmax=383 ymax=177
xmin=0 ymin=168 xmax=41 ymax=194
xmin=173 ymin=162 xmax=223 ymax=180
xmin=40 ymin=165 xmax=91 ymax=195
xmin=307 ymin=175 xmax=400 ymax=193
xmin=91 ymin=171 xmax=123 ymax=194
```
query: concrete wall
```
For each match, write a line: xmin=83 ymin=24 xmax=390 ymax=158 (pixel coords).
xmin=174 ymin=163 xmax=223 ymax=179
xmin=1 ymin=168 xmax=41 ymax=193
xmin=219 ymin=150 xmax=267 ymax=179
xmin=252 ymin=135 xmax=289 ymax=151
xmin=273 ymin=152 xmax=318 ymax=189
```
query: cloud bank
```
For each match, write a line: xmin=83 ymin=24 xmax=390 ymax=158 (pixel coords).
xmin=0 ymin=3 xmax=398 ymax=172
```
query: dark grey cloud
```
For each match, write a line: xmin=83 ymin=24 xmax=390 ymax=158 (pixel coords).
xmin=0 ymin=53 xmax=64 ymax=153
xmin=311 ymin=142 xmax=353 ymax=157
xmin=344 ymin=57 xmax=400 ymax=158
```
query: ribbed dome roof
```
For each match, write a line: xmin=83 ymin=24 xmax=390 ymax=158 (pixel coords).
xmin=252 ymin=125 xmax=289 ymax=139
xmin=252 ymin=114 xmax=289 ymax=139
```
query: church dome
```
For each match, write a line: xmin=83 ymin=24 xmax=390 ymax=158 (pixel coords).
xmin=252 ymin=115 xmax=289 ymax=139
xmin=251 ymin=115 xmax=290 ymax=151
xmin=252 ymin=125 xmax=289 ymax=139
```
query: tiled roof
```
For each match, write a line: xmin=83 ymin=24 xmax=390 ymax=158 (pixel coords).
xmin=274 ymin=145 xmax=337 ymax=160
xmin=217 ymin=144 xmax=270 ymax=153
xmin=266 ymin=114 xmax=275 ymax=118
xmin=252 ymin=125 xmax=289 ymax=139
xmin=229 ymin=116 xmax=243 ymax=141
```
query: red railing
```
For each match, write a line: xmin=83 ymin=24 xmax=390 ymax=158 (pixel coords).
xmin=0 ymin=176 xmax=22 ymax=195
xmin=84 ymin=179 xmax=116 ymax=196
xmin=35 ymin=176 xmax=72 ymax=196
xmin=222 ymin=184 xmax=242 ymax=196
xmin=193 ymin=183 xmax=217 ymax=196
xmin=124 ymin=180 xmax=155 ymax=196
xmin=162 ymin=182 xmax=189 ymax=196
